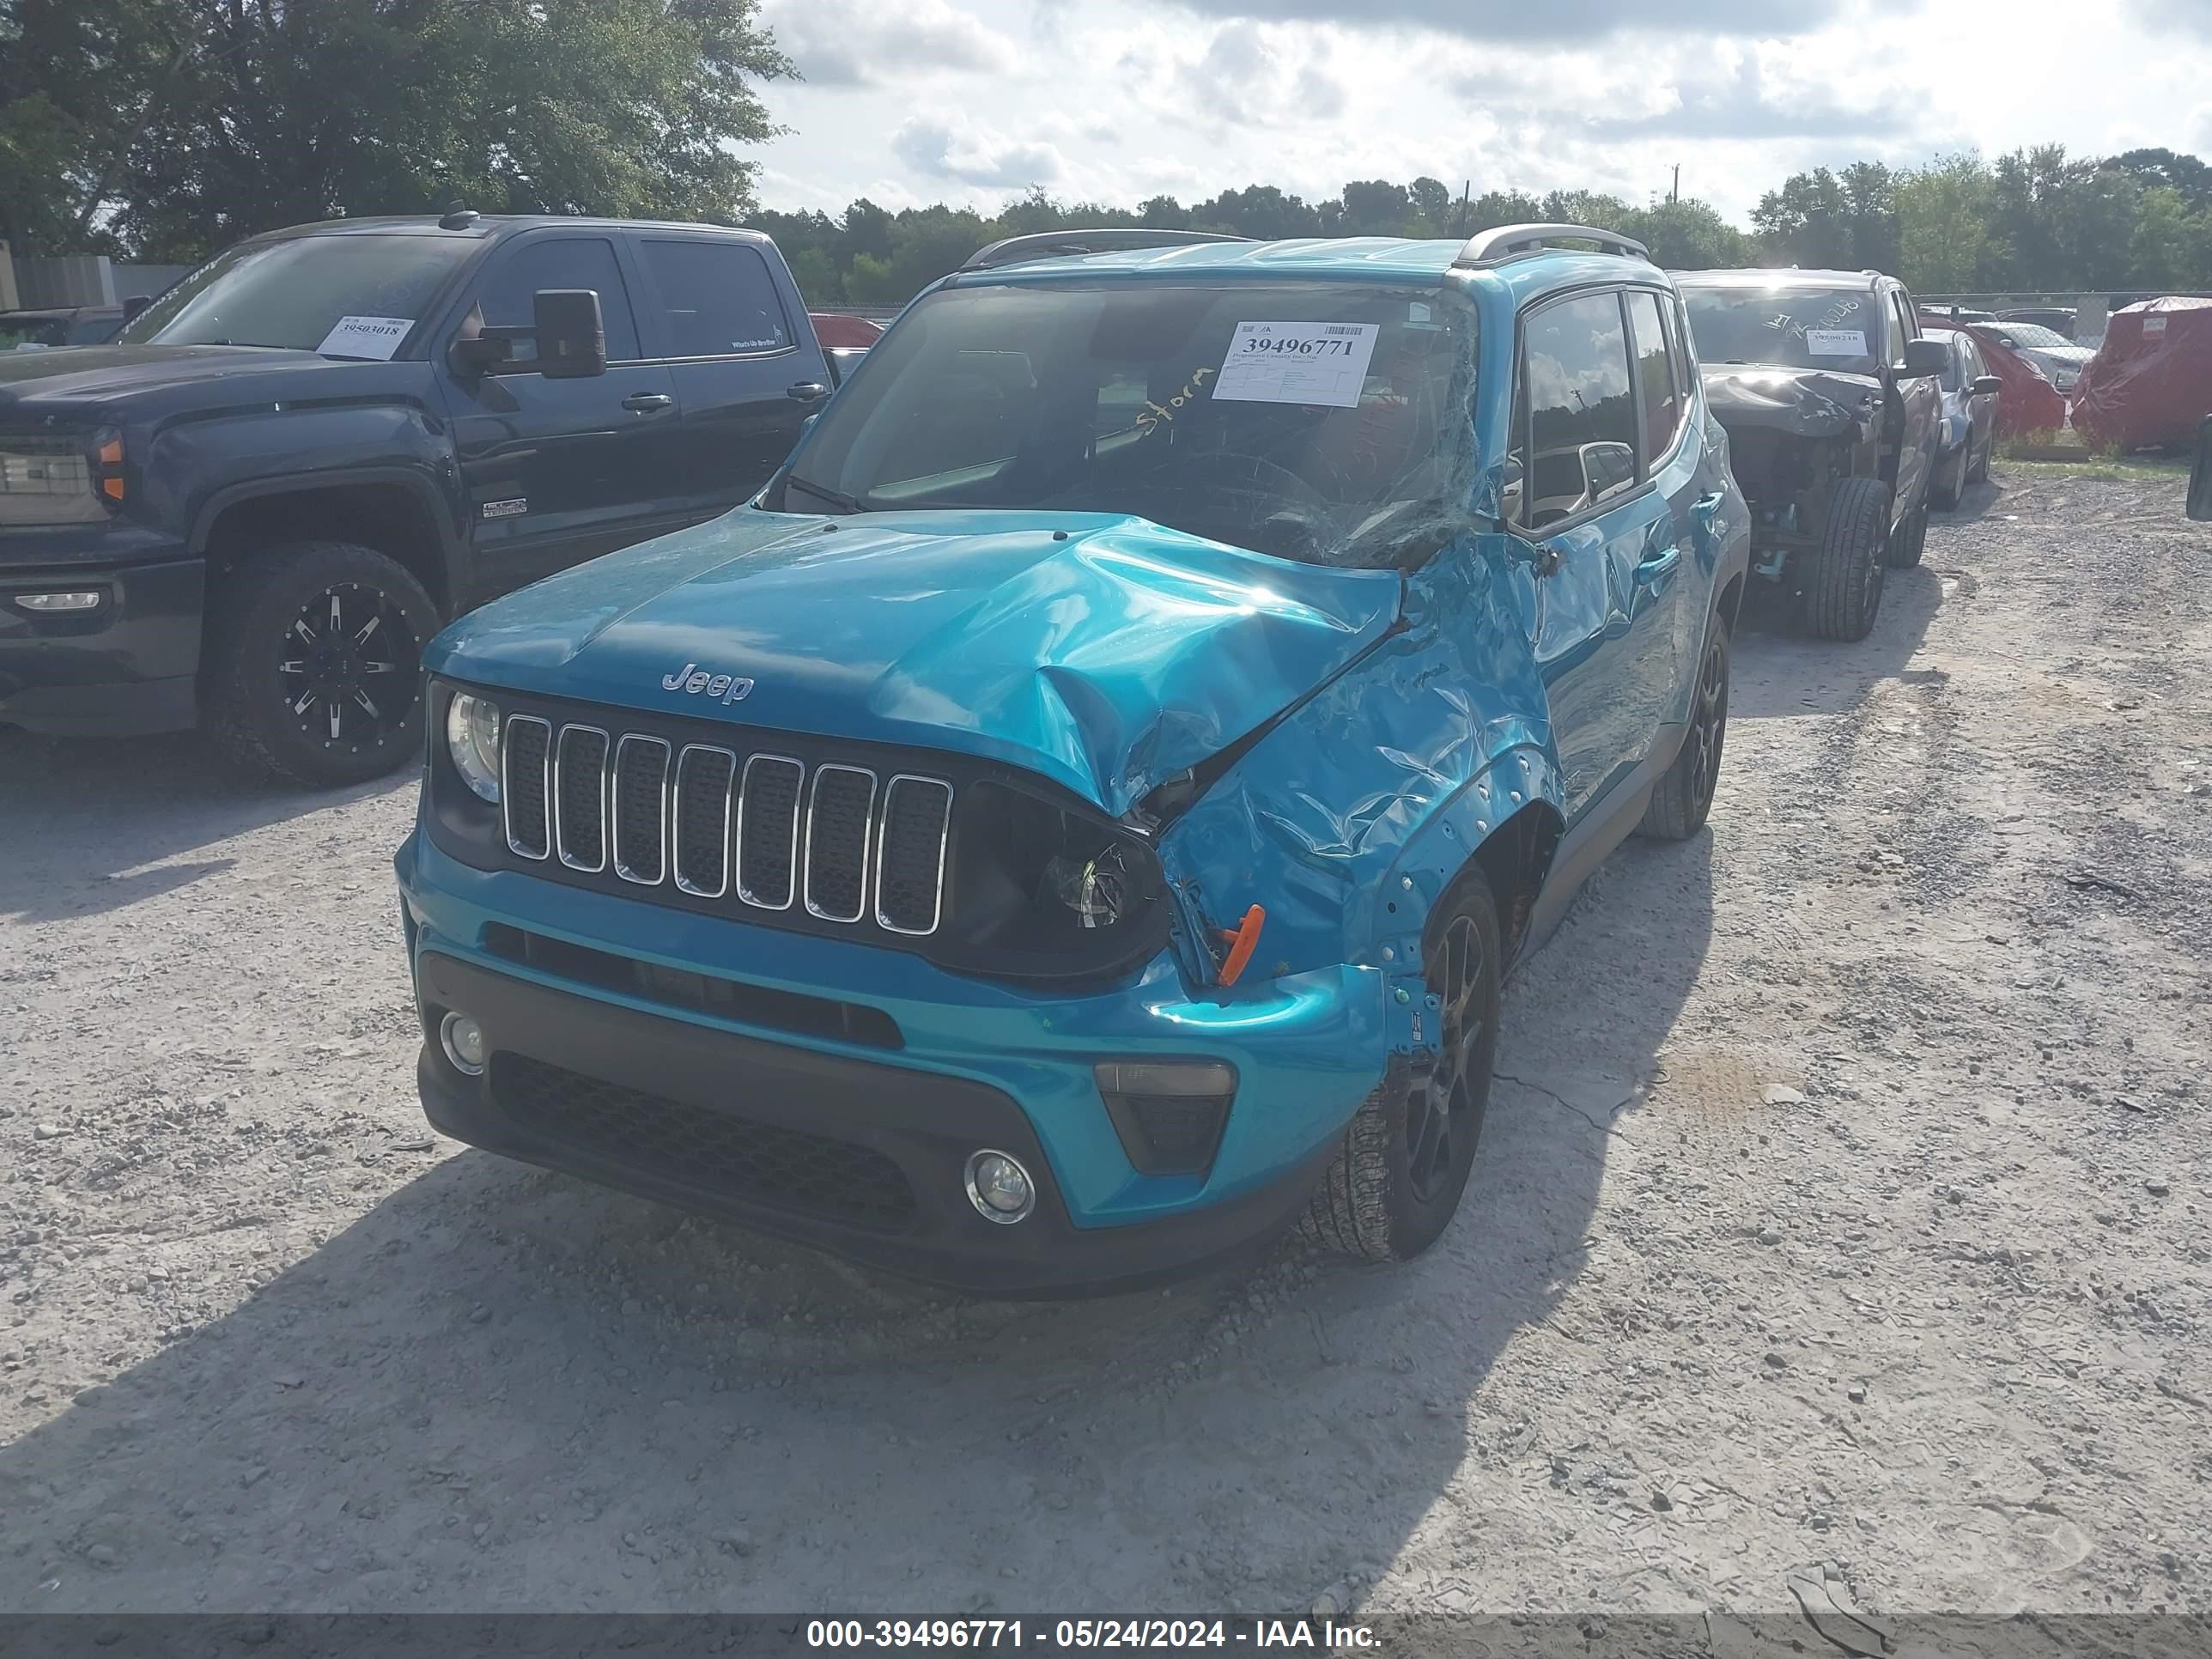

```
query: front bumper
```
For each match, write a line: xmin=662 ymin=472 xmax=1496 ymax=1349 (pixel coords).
xmin=396 ymin=831 xmax=1388 ymax=1295
xmin=0 ymin=556 xmax=204 ymax=736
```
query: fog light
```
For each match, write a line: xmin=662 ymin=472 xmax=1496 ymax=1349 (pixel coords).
xmin=15 ymin=591 xmax=102 ymax=612
xmin=440 ymin=1011 xmax=488 ymax=1077
xmin=964 ymin=1150 xmax=1035 ymax=1224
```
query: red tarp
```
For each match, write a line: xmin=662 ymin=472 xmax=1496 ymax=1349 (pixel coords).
xmin=2071 ymin=296 xmax=2212 ymax=451
xmin=1945 ymin=323 xmax=2069 ymax=438
xmin=809 ymin=312 xmax=884 ymax=349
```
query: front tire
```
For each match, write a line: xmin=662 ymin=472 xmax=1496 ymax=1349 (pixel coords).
xmin=205 ymin=541 xmax=437 ymax=787
xmin=1637 ymin=616 xmax=1730 ymax=841
xmin=1302 ymin=881 xmax=1502 ymax=1264
xmin=1883 ymin=497 xmax=1929 ymax=569
xmin=1803 ymin=476 xmax=1889 ymax=641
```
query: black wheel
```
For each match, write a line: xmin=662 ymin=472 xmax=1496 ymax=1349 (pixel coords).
xmin=1929 ymin=441 xmax=1966 ymax=512
xmin=1883 ymin=497 xmax=1929 ymax=569
xmin=1802 ymin=476 xmax=1889 ymax=641
xmin=1637 ymin=615 xmax=1729 ymax=841
xmin=205 ymin=541 xmax=437 ymax=787
xmin=1966 ymin=421 xmax=1992 ymax=484
xmin=1302 ymin=881 xmax=1501 ymax=1264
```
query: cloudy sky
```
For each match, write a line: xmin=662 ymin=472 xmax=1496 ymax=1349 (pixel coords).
xmin=753 ymin=0 xmax=2212 ymax=222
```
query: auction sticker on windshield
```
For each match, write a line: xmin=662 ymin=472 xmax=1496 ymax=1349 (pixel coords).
xmin=1804 ymin=329 xmax=1869 ymax=357
xmin=315 ymin=315 xmax=412 ymax=361
xmin=1213 ymin=321 xmax=1380 ymax=409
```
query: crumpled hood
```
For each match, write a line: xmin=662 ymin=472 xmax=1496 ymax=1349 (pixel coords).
xmin=1699 ymin=365 xmax=1883 ymax=437
xmin=427 ymin=507 xmax=1403 ymax=816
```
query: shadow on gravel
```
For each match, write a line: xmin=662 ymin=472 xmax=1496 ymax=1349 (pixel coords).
xmin=0 ymin=729 xmax=407 ymax=923
xmin=1729 ymin=563 xmax=1948 ymax=722
xmin=0 ymin=835 xmax=1712 ymax=1613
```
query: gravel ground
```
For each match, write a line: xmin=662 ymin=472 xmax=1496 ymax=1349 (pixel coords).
xmin=2 ymin=471 xmax=2207 ymax=1621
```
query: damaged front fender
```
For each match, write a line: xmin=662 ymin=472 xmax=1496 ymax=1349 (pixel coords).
xmin=1156 ymin=538 xmax=1565 ymax=1060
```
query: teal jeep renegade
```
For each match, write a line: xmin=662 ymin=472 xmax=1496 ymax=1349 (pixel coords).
xmin=395 ymin=222 xmax=1750 ymax=1294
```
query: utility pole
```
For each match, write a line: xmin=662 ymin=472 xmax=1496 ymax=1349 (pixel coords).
xmin=1670 ymin=164 xmax=1680 ymax=205
xmin=1457 ymin=179 xmax=1471 ymax=237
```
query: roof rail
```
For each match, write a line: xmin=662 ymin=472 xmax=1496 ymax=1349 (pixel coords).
xmin=1451 ymin=222 xmax=1650 ymax=269
xmin=963 ymin=228 xmax=1253 ymax=271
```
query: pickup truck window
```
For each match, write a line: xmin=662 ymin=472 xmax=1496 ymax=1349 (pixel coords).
xmin=477 ymin=237 xmax=641 ymax=364
xmin=1681 ymin=285 xmax=1881 ymax=375
xmin=785 ymin=280 xmax=1477 ymax=568
xmin=640 ymin=240 xmax=791 ymax=357
xmin=118 ymin=234 xmax=475 ymax=354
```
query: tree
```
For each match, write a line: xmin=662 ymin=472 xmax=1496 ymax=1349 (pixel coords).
xmin=3 ymin=0 xmax=793 ymax=261
xmin=1893 ymin=155 xmax=2008 ymax=291
xmin=2110 ymin=148 xmax=2212 ymax=212
xmin=1623 ymin=199 xmax=1757 ymax=269
xmin=1407 ymin=176 xmax=1453 ymax=234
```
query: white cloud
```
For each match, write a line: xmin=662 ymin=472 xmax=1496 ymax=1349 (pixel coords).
xmin=891 ymin=115 xmax=1066 ymax=188
xmin=765 ymin=0 xmax=1018 ymax=87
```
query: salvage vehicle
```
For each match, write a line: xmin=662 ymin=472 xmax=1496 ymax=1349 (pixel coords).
xmin=1966 ymin=319 xmax=2093 ymax=397
xmin=2072 ymin=297 xmax=2212 ymax=453
xmin=395 ymin=223 xmax=1750 ymax=1294
xmin=0 ymin=211 xmax=848 ymax=784
xmin=1677 ymin=268 xmax=1943 ymax=641
xmin=1918 ymin=325 xmax=2003 ymax=509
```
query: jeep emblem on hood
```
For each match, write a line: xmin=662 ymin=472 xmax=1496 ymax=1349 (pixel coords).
xmin=661 ymin=662 xmax=755 ymax=704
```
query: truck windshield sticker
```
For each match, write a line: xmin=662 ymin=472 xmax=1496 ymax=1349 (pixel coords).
xmin=1805 ymin=329 xmax=1869 ymax=356
xmin=1213 ymin=321 xmax=1381 ymax=409
xmin=315 ymin=315 xmax=412 ymax=361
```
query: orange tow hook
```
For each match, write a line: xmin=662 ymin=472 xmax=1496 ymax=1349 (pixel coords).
xmin=1216 ymin=904 xmax=1267 ymax=988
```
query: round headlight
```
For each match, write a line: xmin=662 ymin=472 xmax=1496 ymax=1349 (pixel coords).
xmin=446 ymin=692 xmax=501 ymax=803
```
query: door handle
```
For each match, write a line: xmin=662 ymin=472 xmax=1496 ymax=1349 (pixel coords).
xmin=1635 ymin=546 xmax=1681 ymax=582
xmin=622 ymin=392 xmax=674 ymax=413
xmin=787 ymin=381 xmax=829 ymax=404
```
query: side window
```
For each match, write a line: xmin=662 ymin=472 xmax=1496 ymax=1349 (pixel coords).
xmin=475 ymin=237 xmax=641 ymax=365
xmin=1521 ymin=289 xmax=1638 ymax=528
xmin=638 ymin=240 xmax=793 ymax=359
xmin=1668 ymin=294 xmax=1696 ymax=402
xmin=1626 ymin=289 xmax=1680 ymax=465
xmin=1887 ymin=291 xmax=1915 ymax=368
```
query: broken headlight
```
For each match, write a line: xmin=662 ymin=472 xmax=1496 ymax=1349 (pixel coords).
xmin=934 ymin=780 xmax=1170 ymax=983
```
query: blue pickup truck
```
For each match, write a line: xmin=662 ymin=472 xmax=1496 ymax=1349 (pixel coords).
xmin=0 ymin=211 xmax=840 ymax=784
xmin=395 ymin=224 xmax=1751 ymax=1294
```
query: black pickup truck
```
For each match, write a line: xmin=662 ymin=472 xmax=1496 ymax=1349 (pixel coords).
xmin=0 ymin=212 xmax=845 ymax=784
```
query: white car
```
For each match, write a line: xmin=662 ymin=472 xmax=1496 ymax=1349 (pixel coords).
xmin=1970 ymin=320 xmax=2094 ymax=396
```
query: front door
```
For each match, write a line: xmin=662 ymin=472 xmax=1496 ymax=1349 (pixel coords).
xmin=1887 ymin=288 xmax=1942 ymax=523
xmin=1510 ymin=288 xmax=1684 ymax=826
xmin=436 ymin=232 xmax=684 ymax=603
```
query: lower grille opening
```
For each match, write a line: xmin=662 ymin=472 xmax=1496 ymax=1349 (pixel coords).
xmin=491 ymin=1054 xmax=919 ymax=1230
xmin=482 ymin=923 xmax=903 ymax=1050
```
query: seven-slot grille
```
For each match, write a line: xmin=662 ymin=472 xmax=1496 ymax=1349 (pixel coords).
xmin=503 ymin=713 xmax=952 ymax=937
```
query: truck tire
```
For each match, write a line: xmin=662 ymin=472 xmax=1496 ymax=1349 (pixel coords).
xmin=1929 ymin=441 xmax=1966 ymax=511
xmin=1302 ymin=879 xmax=1501 ymax=1264
xmin=205 ymin=541 xmax=438 ymax=787
xmin=1883 ymin=497 xmax=1929 ymax=568
xmin=1636 ymin=615 xmax=1730 ymax=841
xmin=1802 ymin=476 xmax=1888 ymax=641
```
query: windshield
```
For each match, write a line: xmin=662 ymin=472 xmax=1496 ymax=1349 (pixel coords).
xmin=1682 ymin=286 xmax=1881 ymax=374
xmin=1993 ymin=323 xmax=2071 ymax=349
xmin=782 ymin=280 xmax=1478 ymax=568
xmin=116 ymin=234 xmax=476 ymax=356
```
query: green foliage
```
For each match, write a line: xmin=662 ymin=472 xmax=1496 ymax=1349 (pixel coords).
xmin=0 ymin=0 xmax=792 ymax=262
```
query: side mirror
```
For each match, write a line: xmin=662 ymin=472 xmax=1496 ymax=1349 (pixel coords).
xmin=1971 ymin=375 xmax=2005 ymax=398
xmin=532 ymin=289 xmax=605 ymax=380
xmin=1901 ymin=337 xmax=1948 ymax=379
xmin=2189 ymin=415 xmax=2212 ymax=522
xmin=121 ymin=295 xmax=151 ymax=322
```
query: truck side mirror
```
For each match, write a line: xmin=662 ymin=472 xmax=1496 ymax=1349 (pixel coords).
xmin=2190 ymin=415 xmax=2212 ymax=523
xmin=532 ymin=289 xmax=605 ymax=380
xmin=1901 ymin=338 xmax=1948 ymax=379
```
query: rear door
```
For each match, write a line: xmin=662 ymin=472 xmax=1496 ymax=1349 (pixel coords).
xmin=631 ymin=233 xmax=833 ymax=524
xmin=1887 ymin=286 xmax=1941 ymax=521
xmin=1509 ymin=287 xmax=1682 ymax=825
xmin=436 ymin=230 xmax=684 ymax=601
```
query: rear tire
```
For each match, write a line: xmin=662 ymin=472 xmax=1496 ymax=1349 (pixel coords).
xmin=205 ymin=541 xmax=437 ymax=787
xmin=1302 ymin=880 xmax=1502 ymax=1264
xmin=1636 ymin=616 xmax=1730 ymax=841
xmin=1802 ymin=476 xmax=1889 ymax=641
xmin=1883 ymin=497 xmax=1929 ymax=569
